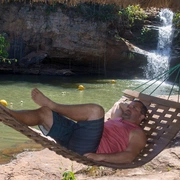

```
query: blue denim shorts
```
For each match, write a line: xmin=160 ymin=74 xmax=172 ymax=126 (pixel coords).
xmin=39 ymin=111 xmax=104 ymax=155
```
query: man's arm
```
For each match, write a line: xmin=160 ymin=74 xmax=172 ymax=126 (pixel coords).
xmin=84 ymin=130 xmax=146 ymax=164
xmin=110 ymin=102 xmax=128 ymax=119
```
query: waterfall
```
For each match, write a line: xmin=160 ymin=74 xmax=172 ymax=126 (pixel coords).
xmin=145 ymin=9 xmax=174 ymax=79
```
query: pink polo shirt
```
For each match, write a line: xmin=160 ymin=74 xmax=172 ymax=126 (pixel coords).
xmin=96 ymin=118 xmax=141 ymax=154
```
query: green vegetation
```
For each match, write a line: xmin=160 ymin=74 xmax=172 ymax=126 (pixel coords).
xmin=128 ymin=52 xmax=135 ymax=60
xmin=0 ymin=33 xmax=17 ymax=64
xmin=60 ymin=162 xmax=76 ymax=180
xmin=139 ymin=26 xmax=151 ymax=43
xmin=118 ymin=5 xmax=147 ymax=28
xmin=173 ymin=12 xmax=180 ymax=46
xmin=72 ymin=3 xmax=118 ymax=22
xmin=0 ymin=33 xmax=9 ymax=58
xmin=62 ymin=171 xmax=76 ymax=180
xmin=69 ymin=4 xmax=147 ymax=24
xmin=173 ymin=12 xmax=180 ymax=28
xmin=45 ymin=2 xmax=58 ymax=14
xmin=41 ymin=2 xmax=119 ymax=22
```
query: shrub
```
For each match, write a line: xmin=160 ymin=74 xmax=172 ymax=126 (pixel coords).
xmin=173 ymin=12 xmax=180 ymax=28
xmin=118 ymin=5 xmax=147 ymax=28
xmin=0 ymin=33 xmax=9 ymax=58
xmin=74 ymin=3 xmax=118 ymax=22
xmin=62 ymin=171 xmax=76 ymax=180
xmin=0 ymin=33 xmax=17 ymax=64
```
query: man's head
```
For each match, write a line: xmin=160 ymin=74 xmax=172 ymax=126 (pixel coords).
xmin=121 ymin=100 xmax=148 ymax=125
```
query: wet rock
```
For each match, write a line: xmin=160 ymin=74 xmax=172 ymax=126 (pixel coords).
xmin=19 ymin=51 xmax=48 ymax=67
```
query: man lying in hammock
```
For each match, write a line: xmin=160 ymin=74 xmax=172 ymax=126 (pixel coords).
xmin=1 ymin=88 xmax=148 ymax=164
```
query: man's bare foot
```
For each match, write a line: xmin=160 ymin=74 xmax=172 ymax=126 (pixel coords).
xmin=31 ymin=88 xmax=52 ymax=107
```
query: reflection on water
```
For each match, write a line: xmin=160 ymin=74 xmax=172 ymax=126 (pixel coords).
xmin=0 ymin=74 xmax=177 ymax=163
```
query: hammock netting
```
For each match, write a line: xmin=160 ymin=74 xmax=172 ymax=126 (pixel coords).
xmin=0 ymin=63 xmax=180 ymax=169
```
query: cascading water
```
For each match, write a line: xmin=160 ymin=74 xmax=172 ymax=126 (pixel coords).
xmin=145 ymin=9 xmax=174 ymax=79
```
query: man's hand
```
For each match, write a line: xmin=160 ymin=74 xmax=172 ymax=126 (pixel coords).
xmin=110 ymin=102 xmax=129 ymax=119
xmin=84 ymin=151 xmax=134 ymax=164
xmin=84 ymin=153 xmax=104 ymax=161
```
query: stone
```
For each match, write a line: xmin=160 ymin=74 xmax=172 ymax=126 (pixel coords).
xmin=0 ymin=146 xmax=180 ymax=180
xmin=19 ymin=51 xmax=47 ymax=67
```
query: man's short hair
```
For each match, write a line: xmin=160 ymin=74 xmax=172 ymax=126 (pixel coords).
xmin=133 ymin=100 xmax=148 ymax=118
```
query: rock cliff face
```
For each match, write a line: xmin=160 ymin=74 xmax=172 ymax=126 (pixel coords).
xmin=0 ymin=3 xmax=160 ymax=77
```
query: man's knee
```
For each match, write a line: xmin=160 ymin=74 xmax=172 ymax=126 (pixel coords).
xmin=38 ymin=106 xmax=53 ymax=129
xmin=89 ymin=104 xmax=105 ymax=120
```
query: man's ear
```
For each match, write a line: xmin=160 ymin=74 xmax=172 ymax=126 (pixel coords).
xmin=139 ymin=114 xmax=145 ymax=121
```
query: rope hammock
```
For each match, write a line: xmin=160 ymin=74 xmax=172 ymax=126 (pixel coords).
xmin=0 ymin=64 xmax=180 ymax=169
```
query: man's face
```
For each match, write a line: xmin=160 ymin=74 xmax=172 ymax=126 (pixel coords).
xmin=121 ymin=101 xmax=144 ymax=124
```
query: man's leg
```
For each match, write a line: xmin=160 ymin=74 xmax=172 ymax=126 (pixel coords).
xmin=31 ymin=88 xmax=105 ymax=154
xmin=0 ymin=89 xmax=105 ymax=154
xmin=31 ymin=88 xmax=105 ymax=121
xmin=1 ymin=105 xmax=53 ymax=132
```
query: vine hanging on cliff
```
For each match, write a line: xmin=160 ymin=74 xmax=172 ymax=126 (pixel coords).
xmin=0 ymin=33 xmax=17 ymax=64
xmin=0 ymin=33 xmax=9 ymax=58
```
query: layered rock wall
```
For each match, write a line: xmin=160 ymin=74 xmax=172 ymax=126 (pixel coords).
xmin=0 ymin=3 xmax=158 ymax=76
